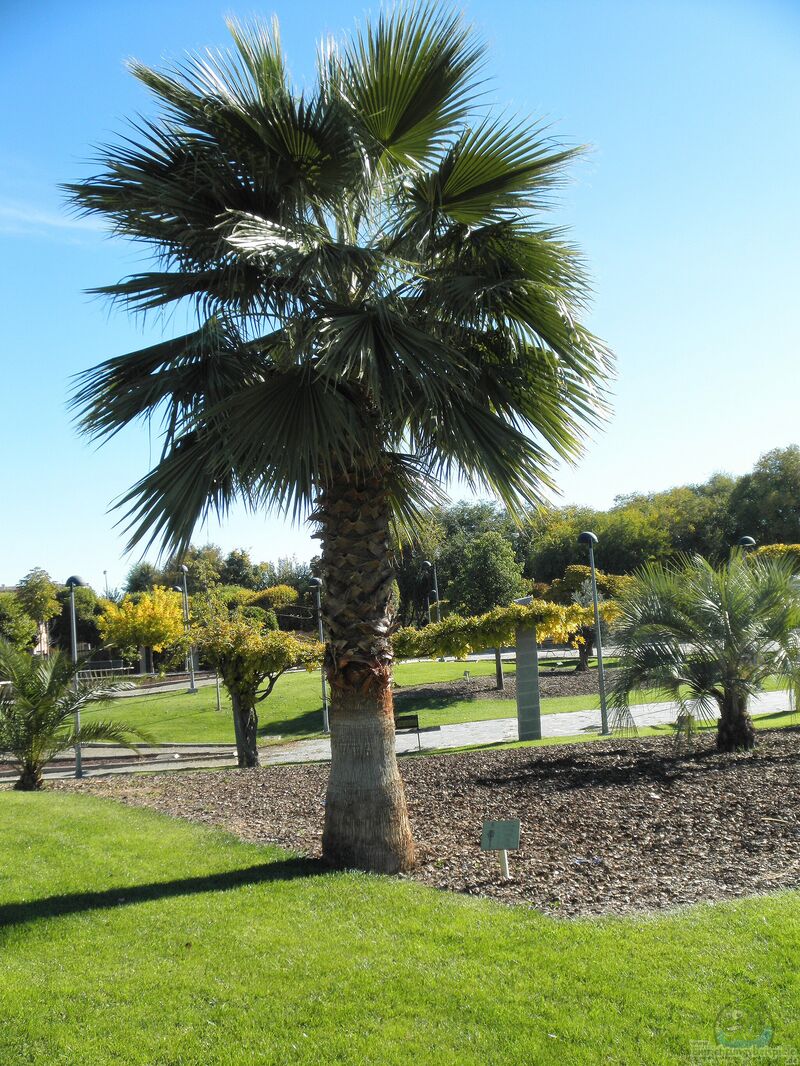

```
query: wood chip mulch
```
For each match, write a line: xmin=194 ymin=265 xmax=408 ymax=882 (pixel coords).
xmin=54 ymin=729 xmax=800 ymax=917
xmin=394 ymin=666 xmax=617 ymax=704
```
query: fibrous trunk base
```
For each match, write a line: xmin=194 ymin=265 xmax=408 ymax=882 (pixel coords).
xmin=315 ymin=469 xmax=415 ymax=874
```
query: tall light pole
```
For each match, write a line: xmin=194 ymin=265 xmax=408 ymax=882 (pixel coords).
xmin=180 ymin=565 xmax=197 ymax=693
xmin=422 ymin=560 xmax=441 ymax=623
xmin=65 ymin=576 xmax=85 ymax=778
xmin=577 ymin=532 xmax=610 ymax=736
xmin=309 ymin=577 xmax=330 ymax=733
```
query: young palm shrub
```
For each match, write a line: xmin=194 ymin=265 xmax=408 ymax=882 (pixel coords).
xmin=65 ymin=9 xmax=611 ymax=871
xmin=609 ymin=553 xmax=800 ymax=752
xmin=0 ymin=641 xmax=147 ymax=790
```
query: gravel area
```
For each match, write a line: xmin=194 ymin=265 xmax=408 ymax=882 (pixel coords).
xmin=54 ymin=728 xmax=800 ymax=917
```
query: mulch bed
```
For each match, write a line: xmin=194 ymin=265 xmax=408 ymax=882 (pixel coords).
xmin=394 ymin=667 xmax=617 ymax=704
xmin=54 ymin=728 xmax=800 ymax=917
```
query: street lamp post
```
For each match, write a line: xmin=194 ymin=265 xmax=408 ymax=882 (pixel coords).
xmin=180 ymin=565 xmax=197 ymax=694
xmin=65 ymin=576 xmax=85 ymax=779
xmin=422 ymin=560 xmax=441 ymax=623
xmin=577 ymin=533 xmax=611 ymax=736
xmin=309 ymin=578 xmax=330 ymax=733
xmin=737 ymin=536 xmax=756 ymax=552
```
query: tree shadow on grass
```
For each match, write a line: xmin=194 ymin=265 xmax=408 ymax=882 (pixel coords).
xmin=259 ymin=708 xmax=325 ymax=738
xmin=0 ymin=856 xmax=327 ymax=931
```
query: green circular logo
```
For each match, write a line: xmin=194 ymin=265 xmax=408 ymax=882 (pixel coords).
xmin=715 ymin=1006 xmax=773 ymax=1049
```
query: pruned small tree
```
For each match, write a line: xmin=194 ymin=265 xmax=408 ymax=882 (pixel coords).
xmin=195 ymin=615 xmax=322 ymax=767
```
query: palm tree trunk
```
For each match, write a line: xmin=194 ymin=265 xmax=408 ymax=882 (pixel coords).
xmin=230 ymin=691 xmax=260 ymax=768
xmin=716 ymin=688 xmax=756 ymax=752
xmin=316 ymin=471 xmax=415 ymax=874
xmin=15 ymin=762 xmax=43 ymax=790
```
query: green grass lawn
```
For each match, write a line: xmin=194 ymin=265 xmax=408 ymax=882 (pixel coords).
xmin=86 ymin=659 xmax=792 ymax=746
xmin=1 ymin=793 xmax=798 ymax=1065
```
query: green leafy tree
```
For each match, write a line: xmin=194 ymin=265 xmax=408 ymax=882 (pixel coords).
xmin=16 ymin=569 xmax=61 ymax=648
xmin=50 ymin=585 xmax=104 ymax=651
xmin=0 ymin=593 xmax=37 ymax=649
xmin=0 ymin=641 xmax=147 ymax=790
xmin=220 ymin=548 xmax=263 ymax=589
xmin=67 ymin=10 xmax=611 ymax=872
xmin=609 ymin=553 xmax=800 ymax=751
xmin=195 ymin=615 xmax=322 ymax=767
xmin=447 ymin=531 xmax=526 ymax=616
xmin=728 ymin=445 xmax=800 ymax=545
xmin=125 ymin=561 xmax=162 ymax=593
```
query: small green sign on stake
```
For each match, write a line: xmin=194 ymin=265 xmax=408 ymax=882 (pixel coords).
xmin=481 ymin=819 xmax=520 ymax=879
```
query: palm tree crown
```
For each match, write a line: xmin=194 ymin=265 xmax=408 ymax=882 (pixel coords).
xmin=610 ymin=553 xmax=800 ymax=751
xmin=0 ymin=642 xmax=145 ymax=789
xmin=66 ymin=7 xmax=611 ymax=550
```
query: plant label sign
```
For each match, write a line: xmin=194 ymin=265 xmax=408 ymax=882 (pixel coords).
xmin=481 ymin=820 xmax=520 ymax=852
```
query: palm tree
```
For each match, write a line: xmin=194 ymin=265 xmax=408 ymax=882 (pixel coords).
xmin=609 ymin=553 xmax=800 ymax=751
xmin=65 ymin=8 xmax=611 ymax=871
xmin=0 ymin=642 xmax=148 ymax=790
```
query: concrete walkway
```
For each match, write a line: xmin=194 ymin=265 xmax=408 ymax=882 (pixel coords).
xmin=10 ymin=689 xmax=793 ymax=783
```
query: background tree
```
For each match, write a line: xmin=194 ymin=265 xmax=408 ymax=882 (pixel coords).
xmin=0 ymin=593 xmax=37 ymax=650
xmin=98 ymin=587 xmax=185 ymax=669
xmin=50 ymin=585 xmax=104 ymax=652
xmin=728 ymin=445 xmax=800 ymax=545
xmin=539 ymin=563 xmax=629 ymax=670
xmin=609 ymin=553 xmax=800 ymax=751
xmin=195 ymin=615 xmax=322 ymax=767
xmin=447 ymin=531 xmax=526 ymax=616
xmin=67 ymin=10 xmax=611 ymax=872
xmin=220 ymin=548 xmax=264 ymax=589
xmin=0 ymin=641 xmax=146 ymax=790
xmin=125 ymin=561 xmax=162 ymax=593
xmin=16 ymin=569 xmax=61 ymax=650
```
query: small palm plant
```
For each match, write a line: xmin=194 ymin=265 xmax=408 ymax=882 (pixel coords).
xmin=609 ymin=553 xmax=800 ymax=751
xmin=0 ymin=641 xmax=148 ymax=790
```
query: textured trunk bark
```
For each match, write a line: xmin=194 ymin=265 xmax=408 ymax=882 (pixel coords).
xmin=716 ymin=688 xmax=756 ymax=752
xmin=230 ymin=691 xmax=260 ymax=768
xmin=315 ymin=471 xmax=415 ymax=874
xmin=494 ymin=648 xmax=505 ymax=690
xmin=576 ymin=628 xmax=594 ymax=672
xmin=15 ymin=763 xmax=43 ymax=790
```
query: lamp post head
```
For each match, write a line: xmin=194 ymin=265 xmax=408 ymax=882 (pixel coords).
xmin=737 ymin=536 xmax=756 ymax=549
xmin=577 ymin=531 xmax=598 ymax=547
xmin=173 ymin=586 xmax=183 ymax=593
xmin=65 ymin=576 xmax=85 ymax=588
xmin=308 ymin=577 xmax=322 ymax=588
xmin=180 ymin=564 xmax=189 ymax=574
xmin=421 ymin=560 xmax=432 ymax=570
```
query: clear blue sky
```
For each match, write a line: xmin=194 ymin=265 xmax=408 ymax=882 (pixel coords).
xmin=1 ymin=0 xmax=799 ymax=591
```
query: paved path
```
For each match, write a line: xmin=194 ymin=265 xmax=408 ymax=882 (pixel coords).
xmin=10 ymin=689 xmax=793 ymax=783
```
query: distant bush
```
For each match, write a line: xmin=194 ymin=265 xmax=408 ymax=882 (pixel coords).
xmin=249 ymin=585 xmax=299 ymax=610
xmin=751 ymin=544 xmax=800 ymax=570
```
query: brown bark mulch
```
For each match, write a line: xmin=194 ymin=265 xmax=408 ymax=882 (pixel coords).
xmin=54 ymin=728 xmax=800 ymax=917
xmin=394 ymin=667 xmax=617 ymax=704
